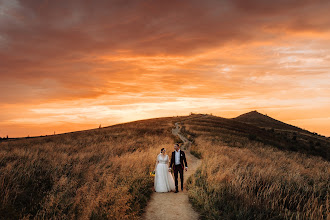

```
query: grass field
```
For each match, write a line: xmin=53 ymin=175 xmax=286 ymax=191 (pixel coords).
xmin=1 ymin=112 xmax=329 ymax=219
xmin=0 ymin=116 xmax=189 ymax=219
xmin=184 ymin=115 xmax=329 ymax=219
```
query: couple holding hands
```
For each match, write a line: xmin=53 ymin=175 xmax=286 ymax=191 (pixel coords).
xmin=154 ymin=143 xmax=188 ymax=193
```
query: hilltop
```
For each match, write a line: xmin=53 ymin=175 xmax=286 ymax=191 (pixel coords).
xmin=181 ymin=112 xmax=329 ymax=160
xmin=233 ymin=110 xmax=306 ymax=132
xmin=232 ymin=110 xmax=329 ymax=159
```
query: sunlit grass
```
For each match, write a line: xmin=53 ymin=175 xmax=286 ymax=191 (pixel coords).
xmin=0 ymin=117 xmax=184 ymax=219
xmin=186 ymin=121 xmax=329 ymax=219
xmin=1 ymin=113 xmax=328 ymax=219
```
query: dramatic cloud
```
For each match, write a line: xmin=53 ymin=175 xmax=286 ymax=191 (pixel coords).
xmin=0 ymin=0 xmax=329 ymax=137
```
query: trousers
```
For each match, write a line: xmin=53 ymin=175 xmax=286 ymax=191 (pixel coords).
xmin=174 ymin=164 xmax=184 ymax=191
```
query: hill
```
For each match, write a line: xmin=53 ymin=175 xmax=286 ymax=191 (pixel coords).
xmin=178 ymin=114 xmax=329 ymax=219
xmin=233 ymin=110 xmax=307 ymax=132
xmin=232 ymin=110 xmax=329 ymax=160
xmin=181 ymin=112 xmax=329 ymax=161
xmin=0 ymin=112 xmax=329 ymax=219
xmin=0 ymin=116 xmax=188 ymax=219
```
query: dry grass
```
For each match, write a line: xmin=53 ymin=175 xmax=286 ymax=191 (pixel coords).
xmin=183 ymin=115 xmax=330 ymax=161
xmin=186 ymin=127 xmax=329 ymax=219
xmin=1 ymin=113 xmax=328 ymax=219
xmin=0 ymin=117 xmax=184 ymax=219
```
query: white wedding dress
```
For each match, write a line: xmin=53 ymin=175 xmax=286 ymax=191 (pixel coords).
xmin=154 ymin=154 xmax=176 ymax=192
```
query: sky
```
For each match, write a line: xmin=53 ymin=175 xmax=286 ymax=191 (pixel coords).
xmin=0 ymin=0 xmax=329 ymax=138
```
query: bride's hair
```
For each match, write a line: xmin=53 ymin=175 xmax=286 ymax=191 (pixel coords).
xmin=160 ymin=148 xmax=165 ymax=153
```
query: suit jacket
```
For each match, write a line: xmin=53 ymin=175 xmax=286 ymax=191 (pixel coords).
xmin=170 ymin=150 xmax=188 ymax=170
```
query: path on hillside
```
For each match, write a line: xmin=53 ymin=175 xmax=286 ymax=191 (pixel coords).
xmin=143 ymin=122 xmax=201 ymax=220
xmin=172 ymin=122 xmax=191 ymax=150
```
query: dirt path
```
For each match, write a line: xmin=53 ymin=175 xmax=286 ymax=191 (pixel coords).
xmin=143 ymin=122 xmax=201 ymax=220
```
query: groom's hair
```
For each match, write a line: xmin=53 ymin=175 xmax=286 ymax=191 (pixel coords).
xmin=175 ymin=143 xmax=180 ymax=147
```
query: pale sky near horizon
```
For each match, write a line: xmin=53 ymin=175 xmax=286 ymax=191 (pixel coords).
xmin=0 ymin=0 xmax=329 ymax=138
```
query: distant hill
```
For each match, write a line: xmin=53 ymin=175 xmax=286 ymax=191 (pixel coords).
xmin=233 ymin=110 xmax=308 ymax=133
xmin=181 ymin=112 xmax=330 ymax=161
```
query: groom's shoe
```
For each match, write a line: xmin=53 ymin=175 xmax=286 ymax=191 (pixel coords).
xmin=175 ymin=190 xmax=179 ymax=193
xmin=181 ymin=188 xmax=184 ymax=191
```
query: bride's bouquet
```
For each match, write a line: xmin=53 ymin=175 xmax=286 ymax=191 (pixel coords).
xmin=150 ymin=171 xmax=155 ymax=177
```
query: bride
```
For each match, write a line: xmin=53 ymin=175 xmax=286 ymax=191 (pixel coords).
xmin=154 ymin=148 xmax=176 ymax=192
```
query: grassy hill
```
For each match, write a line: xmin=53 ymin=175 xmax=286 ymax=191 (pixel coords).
xmin=233 ymin=110 xmax=306 ymax=132
xmin=233 ymin=111 xmax=329 ymax=159
xmin=0 ymin=112 xmax=329 ymax=219
xmin=180 ymin=113 xmax=329 ymax=219
xmin=0 ymin=116 xmax=189 ymax=219
xmin=183 ymin=112 xmax=329 ymax=161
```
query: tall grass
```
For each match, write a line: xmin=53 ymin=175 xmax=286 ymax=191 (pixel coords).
xmin=2 ymin=113 xmax=328 ymax=219
xmin=0 ymin=117 xmax=181 ymax=219
xmin=187 ymin=136 xmax=329 ymax=219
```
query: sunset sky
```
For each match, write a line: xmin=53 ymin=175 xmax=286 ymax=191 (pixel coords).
xmin=1 ymin=0 xmax=329 ymax=138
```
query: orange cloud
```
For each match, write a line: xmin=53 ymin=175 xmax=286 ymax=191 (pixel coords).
xmin=0 ymin=0 xmax=329 ymax=137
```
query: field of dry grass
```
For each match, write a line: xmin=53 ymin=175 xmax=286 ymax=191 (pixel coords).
xmin=184 ymin=116 xmax=329 ymax=219
xmin=1 ymin=113 xmax=329 ymax=219
xmin=0 ymin=116 xmax=188 ymax=219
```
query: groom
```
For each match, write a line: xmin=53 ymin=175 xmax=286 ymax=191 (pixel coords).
xmin=169 ymin=143 xmax=188 ymax=193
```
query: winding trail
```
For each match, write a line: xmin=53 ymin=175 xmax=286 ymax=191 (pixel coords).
xmin=143 ymin=122 xmax=201 ymax=220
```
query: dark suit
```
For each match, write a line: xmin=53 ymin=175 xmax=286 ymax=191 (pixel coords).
xmin=170 ymin=150 xmax=188 ymax=191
